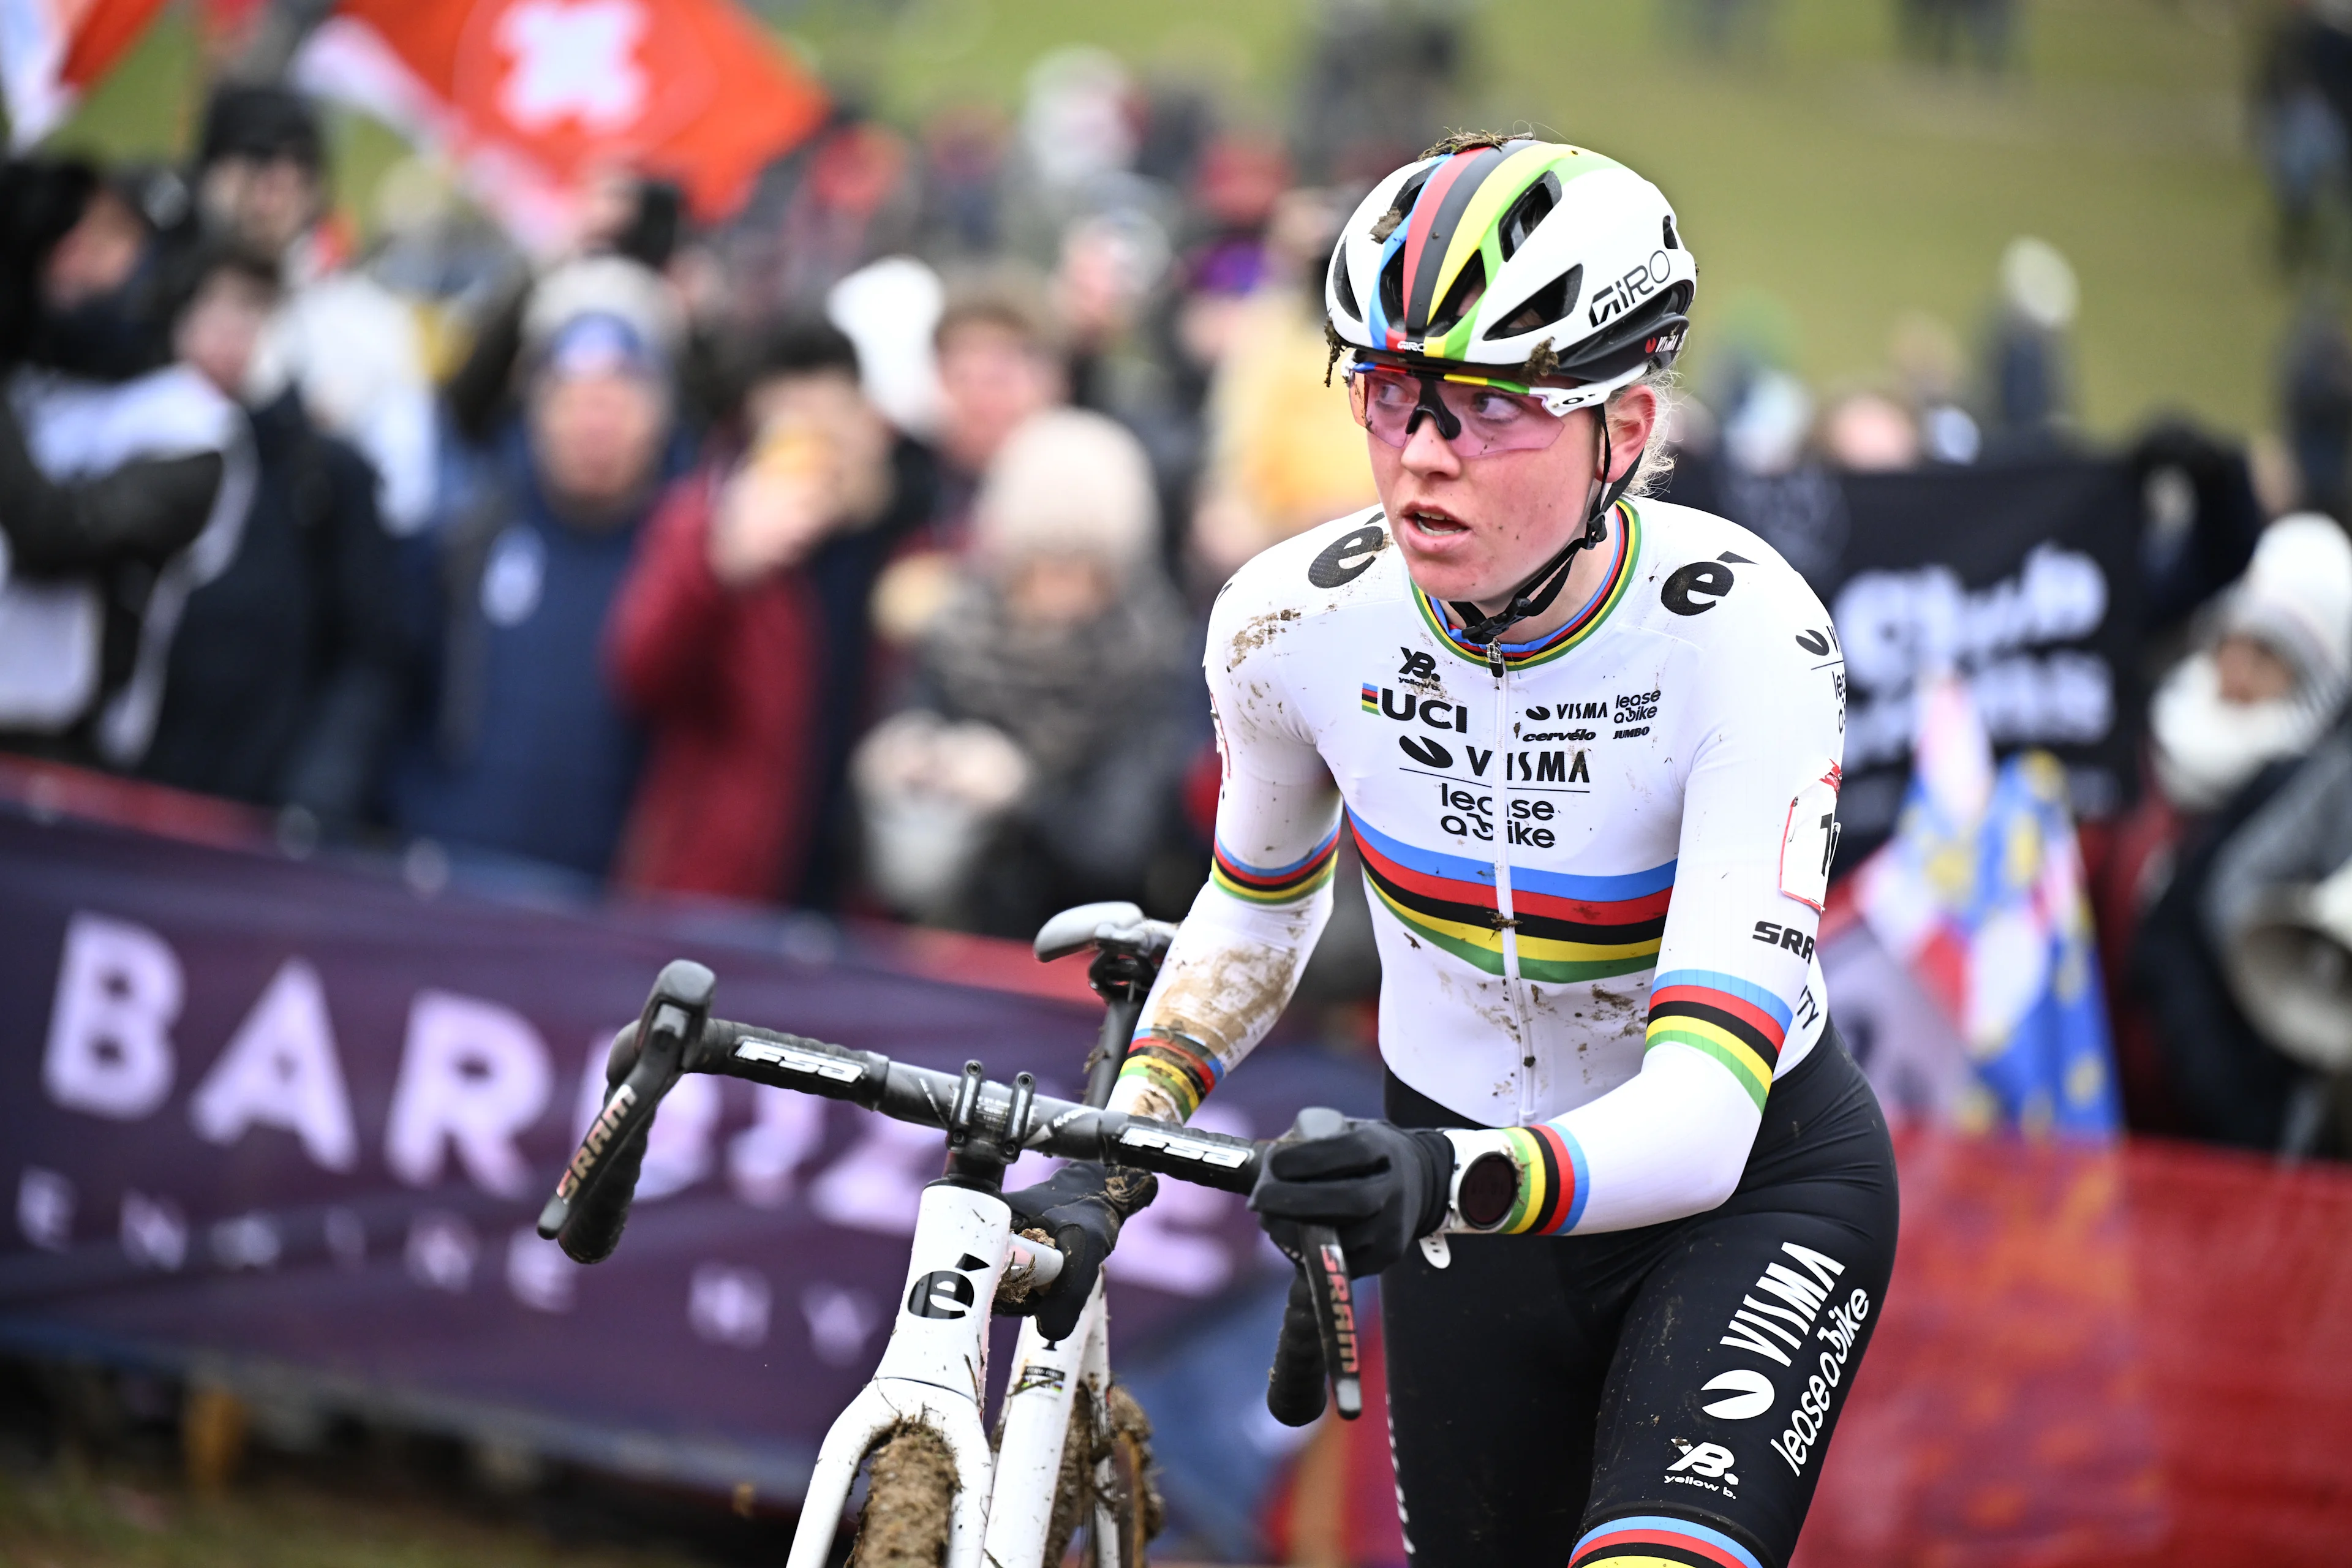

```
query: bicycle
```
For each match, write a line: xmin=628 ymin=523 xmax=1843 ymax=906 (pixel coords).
xmin=533 ymin=902 xmax=1363 ymax=1568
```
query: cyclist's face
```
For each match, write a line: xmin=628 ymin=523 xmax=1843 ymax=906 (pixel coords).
xmin=1369 ymin=382 xmax=1657 ymax=617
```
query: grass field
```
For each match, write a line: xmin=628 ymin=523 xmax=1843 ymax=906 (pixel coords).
xmin=48 ymin=1 xmax=2286 ymax=440
xmin=0 ymin=1460 xmax=703 ymax=1568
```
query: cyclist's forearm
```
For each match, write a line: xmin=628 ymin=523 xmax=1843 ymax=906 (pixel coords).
xmin=1110 ymin=876 xmax=1332 ymax=1122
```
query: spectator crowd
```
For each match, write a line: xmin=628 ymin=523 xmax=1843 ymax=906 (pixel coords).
xmin=2 ymin=15 xmax=2351 ymax=1161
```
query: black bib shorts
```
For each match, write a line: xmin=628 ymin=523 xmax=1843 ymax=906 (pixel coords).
xmin=1381 ymin=1022 xmax=1899 ymax=1568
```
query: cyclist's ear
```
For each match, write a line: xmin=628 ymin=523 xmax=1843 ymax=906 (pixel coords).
xmin=1603 ymin=385 xmax=1659 ymax=480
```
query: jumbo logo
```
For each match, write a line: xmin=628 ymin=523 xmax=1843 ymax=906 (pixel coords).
xmin=1589 ymin=250 xmax=1672 ymax=327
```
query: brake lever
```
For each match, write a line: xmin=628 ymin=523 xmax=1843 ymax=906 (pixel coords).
xmin=1273 ymin=1107 xmax=1365 ymax=1420
xmin=535 ymin=959 xmax=714 ymax=1260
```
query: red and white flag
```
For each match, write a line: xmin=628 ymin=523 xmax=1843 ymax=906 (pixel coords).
xmin=295 ymin=0 xmax=827 ymax=252
xmin=0 ymin=0 xmax=172 ymax=147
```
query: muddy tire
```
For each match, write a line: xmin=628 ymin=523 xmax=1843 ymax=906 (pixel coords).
xmin=847 ymin=1422 xmax=956 ymax=1568
xmin=1042 ymin=1382 xmax=1164 ymax=1567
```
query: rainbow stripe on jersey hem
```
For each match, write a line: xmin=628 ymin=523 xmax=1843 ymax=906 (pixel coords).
xmin=1349 ymin=812 xmax=1672 ymax=983
xmin=1570 ymin=1513 xmax=1766 ymax=1568
xmin=1212 ymin=824 xmax=1340 ymax=905
xmin=1645 ymin=969 xmax=1793 ymax=1110
xmin=1498 ymin=1123 xmax=1588 ymax=1234
xmin=1414 ymin=500 xmax=1640 ymax=671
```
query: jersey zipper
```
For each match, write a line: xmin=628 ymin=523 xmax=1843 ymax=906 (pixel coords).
xmin=1487 ymin=640 xmax=1539 ymax=1124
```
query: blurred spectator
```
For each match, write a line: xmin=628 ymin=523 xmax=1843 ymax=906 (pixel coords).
xmin=138 ymin=248 xmax=404 ymax=828
xmin=1898 ymin=0 xmax=2018 ymax=72
xmin=855 ymin=409 xmax=1191 ymax=935
xmin=2149 ymin=513 xmax=2352 ymax=813
xmin=2132 ymin=513 xmax=2352 ymax=1147
xmin=390 ymin=259 xmax=682 ymax=878
xmin=445 ymin=168 xmax=722 ymax=449
xmin=1817 ymin=388 xmax=1921 ymax=472
xmin=1056 ymin=207 xmax=1173 ymax=419
xmin=2209 ymin=709 xmax=2352 ymax=1155
xmin=0 ymin=157 xmax=244 ymax=770
xmin=1667 ymin=0 xmax=1780 ymax=57
xmin=869 ymin=266 xmax=1069 ymax=632
xmin=607 ymin=315 xmax=936 ymax=907
xmin=1981 ymin=235 xmax=2078 ymax=452
xmin=1291 ymin=0 xmax=1464 ymax=184
xmin=2252 ymin=3 xmax=2352 ymax=270
xmin=2279 ymin=294 xmax=2352 ymax=519
xmin=1188 ymin=188 xmax=1376 ymax=585
xmin=2130 ymin=421 xmax=2265 ymax=641
xmin=1889 ymin=310 xmax=1981 ymax=464
xmin=728 ymin=111 xmax=918 ymax=322
xmin=194 ymin=85 xmax=441 ymax=535
xmin=913 ymin=105 xmax=1009 ymax=262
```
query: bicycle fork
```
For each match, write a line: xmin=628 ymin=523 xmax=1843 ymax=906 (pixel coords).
xmin=785 ymin=1182 xmax=1014 ymax=1568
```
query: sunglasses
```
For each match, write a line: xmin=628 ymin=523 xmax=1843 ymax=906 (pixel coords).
xmin=1343 ymin=360 xmax=1599 ymax=458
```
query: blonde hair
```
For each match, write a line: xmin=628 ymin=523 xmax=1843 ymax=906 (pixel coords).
xmin=1614 ymin=366 xmax=1679 ymax=499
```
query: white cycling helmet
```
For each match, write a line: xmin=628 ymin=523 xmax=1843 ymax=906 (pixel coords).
xmin=1325 ymin=135 xmax=1695 ymax=407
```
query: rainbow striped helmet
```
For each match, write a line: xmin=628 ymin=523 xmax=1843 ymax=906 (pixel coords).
xmin=1325 ymin=136 xmax=1696 ymax=410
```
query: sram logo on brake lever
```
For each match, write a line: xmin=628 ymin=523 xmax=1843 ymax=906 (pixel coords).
xmin=557 ymin=1082 xmax=640 ymax=1202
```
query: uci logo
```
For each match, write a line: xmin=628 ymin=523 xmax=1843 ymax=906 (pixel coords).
xmin=906 ymin=1253 xmax=991 ymax=1319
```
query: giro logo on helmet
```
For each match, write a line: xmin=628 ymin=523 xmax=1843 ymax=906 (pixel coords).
xmin=1590 ymin=251 xmax=1674 ymax=328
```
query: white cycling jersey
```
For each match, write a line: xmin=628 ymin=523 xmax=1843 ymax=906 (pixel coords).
xmin=1114 ymin=497 xmax=1849 ymax=1235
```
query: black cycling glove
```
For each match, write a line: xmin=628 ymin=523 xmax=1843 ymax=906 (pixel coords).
xmin=1000 ymin=1160 xmax=1158 ymax=1343
xmin=1248 ymin=1118 xmax=1455 ymax=1276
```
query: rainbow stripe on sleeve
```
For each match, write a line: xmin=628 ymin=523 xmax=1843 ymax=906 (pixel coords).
xmin=1570 ymin=1514 xmax=1766 ymax=1568
xmin=1349 ymin=813 xmax=1673 ymax=984
xmin=1644 ymin=970 xmax=1792 ymax=1110
xmin=1211 ymin=824 xmax=1341 ymax=905
xmin=1114 ymin=1030 xmax=1225 ymax=1121
xmin=1495 ymin=1122 xmax=1589 ymax=1235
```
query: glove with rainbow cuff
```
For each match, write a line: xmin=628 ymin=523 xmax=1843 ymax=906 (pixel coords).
xmin=1441 ymin=1124 xmax=1589 ymax=1235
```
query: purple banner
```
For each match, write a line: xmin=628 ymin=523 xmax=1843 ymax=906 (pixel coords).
xmin=0 ymin=802 xmax=1371 ymax=1498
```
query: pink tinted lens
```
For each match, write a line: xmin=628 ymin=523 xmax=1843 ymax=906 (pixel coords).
xmin=1353 ymin=368 xmax=1570 ymax=456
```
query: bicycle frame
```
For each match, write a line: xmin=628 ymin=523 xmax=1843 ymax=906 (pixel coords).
xmin=784 ymin=1181 xmax=1118 ymax=1568
xmin=537 ymin=911 xmax=1360 ymax=1567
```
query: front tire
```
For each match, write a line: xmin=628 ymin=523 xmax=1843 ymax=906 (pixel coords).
xmin=847 ymin=1422 xmax=956 ymax=1568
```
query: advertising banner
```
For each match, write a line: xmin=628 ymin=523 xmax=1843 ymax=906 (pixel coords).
xmin=1672 ymin=456 xmax=2146 ymax=865
xmin=0 ymin=802 xmax=1366 ymax=1500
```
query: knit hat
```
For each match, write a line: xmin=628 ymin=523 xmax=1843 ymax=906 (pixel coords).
xmin=971 ymin=408 xmax=1157 ymax=576
xmin=523 ymin=255 xmax=683 ymax=372
xmin=197 ymin=86 xmax=323 ymax=173
xmin=2223 ymin=513 xmax=2352 ymax=702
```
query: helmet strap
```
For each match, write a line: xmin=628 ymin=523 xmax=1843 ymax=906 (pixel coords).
xmin=1448 ymin=412 xmax=1633 ymax=657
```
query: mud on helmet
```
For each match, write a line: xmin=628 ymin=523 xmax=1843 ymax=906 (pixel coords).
xmin=1325 ymin=134 xmax=1697 ymax=648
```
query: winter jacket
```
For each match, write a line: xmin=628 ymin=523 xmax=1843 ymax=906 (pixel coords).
xmin=140 ymin=390 xmax=403 ymax=821
xmin=605 ymin=471 xmax=824 ymax=902
xmin=388 ymin=443 xmax=652 ymax=877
